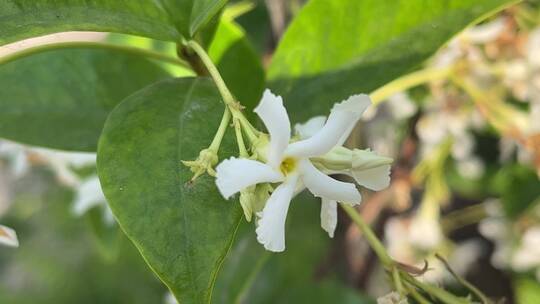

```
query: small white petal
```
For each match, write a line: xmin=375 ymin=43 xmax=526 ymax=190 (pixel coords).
xmin=294 ymin=116 xmax=326 ymax=139
xmin=12 ymin=152 xmax=30 ymax=179
xmin=300 ymin=160 xmax=361 ymax=203
xmin=254 ymin=90 xmax=291 ymax=168
xmin=286 ymin=94 xmax=371 ymax=158
xmin=0 ymin=225 xmax=19 ymax=248
xmin=216 ymin=158 xmax=283 ymax=199
xmin=408 ymin=217 xmax=443 ymax=250
xmin=73 ymin=176 xmax=107 ymax=216
xmin=464 ymin=17 xmax=505 ymax=44
xmin=320 ymin=199 xmax=337 ymax=238
xmin=256 ymin=175 xmax=299 ymax=252
xmin=351 ymin=164 xmax=391 ymax=191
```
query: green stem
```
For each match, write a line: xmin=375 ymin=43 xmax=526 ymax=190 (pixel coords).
xmin=392 ymin=266 xmax=405 ymax=295
xmin=405 ymin=282 xmax=431 ymax=304
xmin=441 ymin=204 xmax=487 ymax=233
xmin=341 ymin=204 xmax=393 ymax=266
xmin=435 ymin=254 xmax=492 ymax=304
xmin=0 ymin=41 xmax=189 ymax=67
xmin=209 ymin=109 xmax=232 ymax=152
xmin=402 ymin=274 xmax=469 ymax=304
xmin=186 ymin=40 xmax=235 ymax=105
xmin=370 ymin=66 xmax=453 ymax=105
xmin=234 ymin=118 xmax=249 ymax=157
xmin=186 ymin=40 xmax=260 ymax=144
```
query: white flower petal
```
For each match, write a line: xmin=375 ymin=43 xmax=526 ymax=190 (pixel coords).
xmin=320 ymin=199 xmax=337 ymax=238
xmin=0 ymin=225 xmax=19 ymax=248
xmin=256 ymin=175 xmax=299 ymax=252
xmin=294 ymin=116 xmax=326 ymax=139
xmin=12 ymin=152 xmax=29 ymax=179
xmin=351 ymin=164 xmax=391 ymax=191
xmin=254 ymin=90 xmax=291 ymax=168
xmin=408 ymin=216 xmax=443 ymax=250
xmin=216 ymin=158 xmax=283 ymax=199
xmin=286 ymin=94 xmax=371 ymax=158
xmin=300 ymin=160 xmax=361 ymax=203
xmin=73 ymin=176 xmax=107 ymax=216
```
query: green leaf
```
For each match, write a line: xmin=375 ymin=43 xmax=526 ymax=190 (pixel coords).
xmin=0 ymin=47 xmax=170 ymax=151
xmin=0 ymin=0 xmax=228 ymax=46
xmin=268 ymin=0 xmax=517 ymax=120
xmin=97 ymin=78 xmax=243 ymax=304
xmin=492 ymin=164 xmax=540 ymax=218
xmin=209 ymin=18 xmax=265 ymax=109
xmin=190 ymin=0 xmax=229 ymax=36
xmin=514 ymin=276 xmax=540 ymax=304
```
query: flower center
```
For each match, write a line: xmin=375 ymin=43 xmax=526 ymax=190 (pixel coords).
xmin=280 ymin=157 xmax=297 ymax=175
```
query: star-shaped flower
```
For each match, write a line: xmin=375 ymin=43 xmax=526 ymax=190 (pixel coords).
xmin=216 ymin=90 xmax=391 ymax=252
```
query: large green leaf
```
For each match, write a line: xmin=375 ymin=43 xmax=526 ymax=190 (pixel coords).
xmin=0 ymin=0 xmax=228 ymax=46
xmin=268 ymin=0 xmax=517 ymax=120
xmin=0 ymin=48 xmax=170 ymax=151
xmin=97 ymin=78 xmax=243 ymax=304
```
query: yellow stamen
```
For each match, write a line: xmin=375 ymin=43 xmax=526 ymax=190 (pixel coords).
xmin=280 ymin=157 xmax=297 ymax=175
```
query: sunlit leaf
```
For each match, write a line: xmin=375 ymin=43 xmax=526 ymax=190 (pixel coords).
xmin=0 ymin=0 xmax=228 ymax=45
xmin=268 ymin=0 xmax=517 ymax=120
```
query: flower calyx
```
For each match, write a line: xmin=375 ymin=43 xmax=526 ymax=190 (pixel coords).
xmin=181 ymin=148 xmax=219 ymax=181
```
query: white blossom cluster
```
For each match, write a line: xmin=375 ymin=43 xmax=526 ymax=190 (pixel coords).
xmin=0 ymin=140 xmax=113 ymax=247
xmin=479 ymin=200 xmax=540 ymax=282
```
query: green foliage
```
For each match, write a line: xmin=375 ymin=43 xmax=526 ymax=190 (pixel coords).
xmin=0 ymin=0 xmax=228 ymax=45
xmin=493 ymin=164 xmax=540 ymax=218
xmin=514 ymin=276 xmax=540 ymax=304
xmin=212 ymin=220 xmax=269 ymax=303
xmin=0 ymin=48 xmax=169 ymax=151
xmin=268 ymin=0 xmax=517 ymax=120
xmin=0 ymin=171 xmax=166 ymax=304
xmin=97 ymin=78 xmax=243 ymax=304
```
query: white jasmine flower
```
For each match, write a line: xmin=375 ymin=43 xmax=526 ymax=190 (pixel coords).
xmin=408 ymin=215 xmax=443 ymax=251
xmin=511 ymin=226 xmax=540 ymax=272
xmin=72 ymin=175 xmax=114 ymax=225
xmin=29 ymin=147 xmax=96 ymax=187
xmin=377 ymin=291 xmax=408 ymax=304
xmin=456 ymin=156 xmax=485 ymax=179
xmin=0 ymin=224 xmax=18 ymax=248
xmin=386 ymin=92 xmax=417 ymax=120
xmin=216 ymin=90 xmax=391 ymax=252
xmin=0 ymin=140 xmax=95 ymax=185
xmin=447 ymin=239 xmax=484 ymax=277
xmin=0 ymin=140 xmax=30 ymax=178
